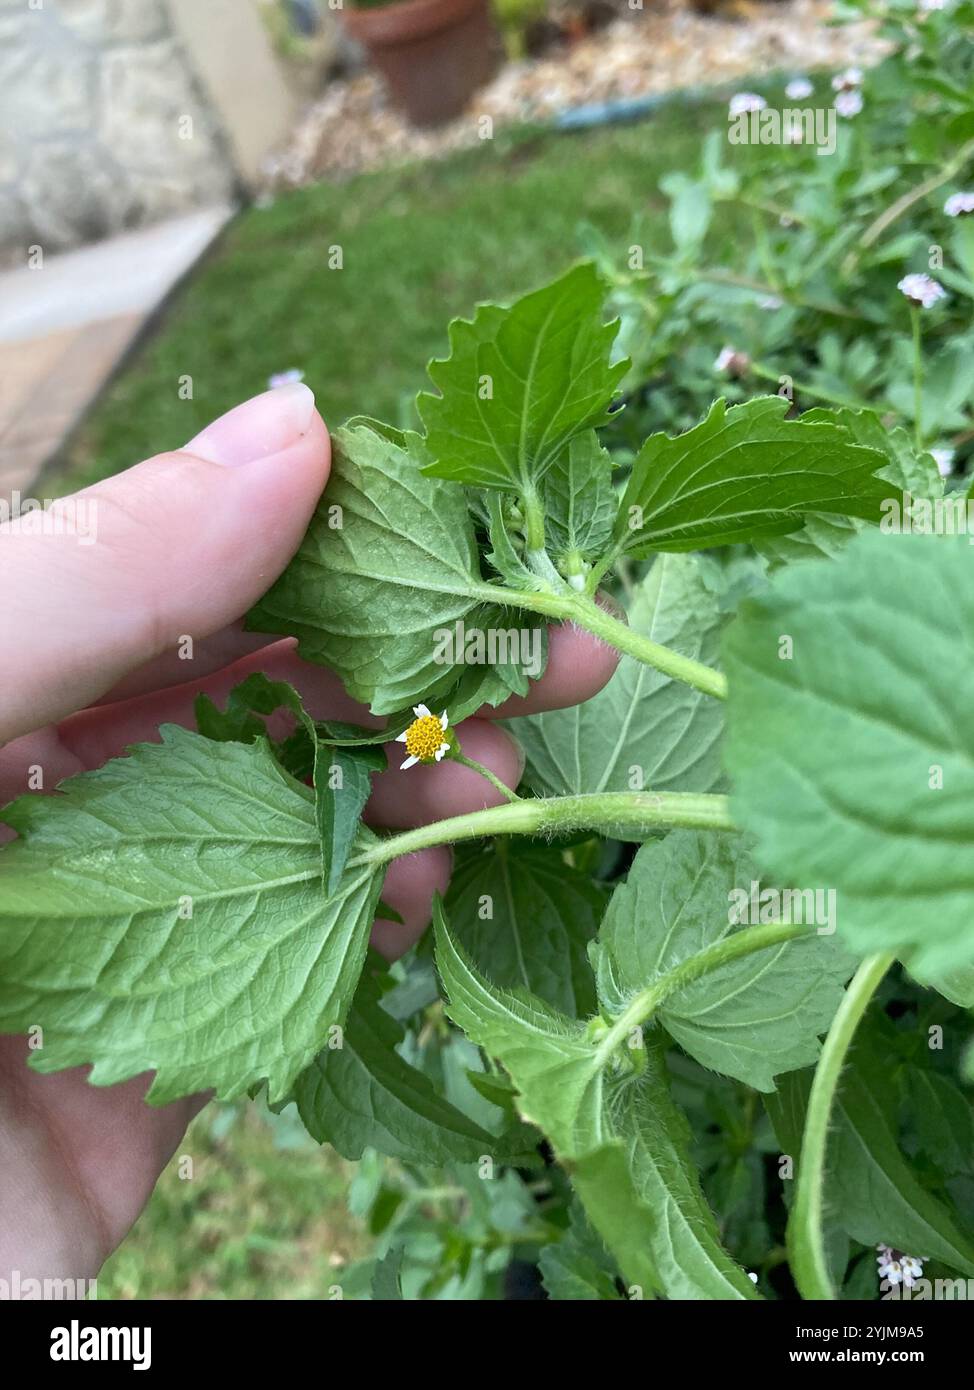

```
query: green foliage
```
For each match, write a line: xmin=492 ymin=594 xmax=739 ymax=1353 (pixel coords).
xmin=0 ymin=727 xmax=383 ymax=1102
xmin=8 ymin=17 xmax=974 ymax=1296
xmin=724 ymin=529 xmax=974 ymax=978
xmin=617 ymin=397 xmax=890 ymax=555
xmin=594 ymin=832 xmax=855 ymax=1091
xmin=418 ymin=264 xmax=627 ymax=492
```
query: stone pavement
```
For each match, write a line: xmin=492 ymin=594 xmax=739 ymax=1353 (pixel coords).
xmin=0 ymin=204 xmax=234 ymax=502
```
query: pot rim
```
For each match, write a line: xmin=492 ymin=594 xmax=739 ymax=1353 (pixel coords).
xmin=341 ymin=0 xmax=487 ymax=47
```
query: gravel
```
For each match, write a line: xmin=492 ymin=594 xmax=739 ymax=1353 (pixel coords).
xmin=260 ymin=0 xmax=887 ymax=189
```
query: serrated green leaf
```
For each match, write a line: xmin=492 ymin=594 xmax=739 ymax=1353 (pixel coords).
xmin=0 ymin=727 xmax=383 ymax=1103
xmin=247 ymin=423 xmax=488 ymax=714
xmin=780 ymin=1042 xmax=974 ymax=1272
xmin=616 ymin=397 xmax=890 ymax=555
xmin=593 ymin=832 xmax=854 ymax=1091
xmin=756 ymin=407 xmax=943 ymax=568
xmin=512 ymin=554 xmax=724 ymax=804
xmin=445 ymin=841 xmax=607 ymax=1018
xmin=724 ymin=530 xmax=974 ymax=977
xmin=904 ymin=1066 xmax=974 ymax=1178
xmin=544 ymin=431 xmax=617 ymax=571
xmin=289 ymin=963 xmax=528 ymax=1164
xmin=418 ymin=263 xmax=627 ymax=492
xmin=196 ymin=674 xmax=383 ymax=894
xmin=539 ymin=1203 xmax=622 ymax=1301
xmin=434 ymin=901 xmax=758 ymax=1299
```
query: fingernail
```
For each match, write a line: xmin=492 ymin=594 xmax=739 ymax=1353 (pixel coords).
xmin=186 ymin=383 xmax=316 ymax=466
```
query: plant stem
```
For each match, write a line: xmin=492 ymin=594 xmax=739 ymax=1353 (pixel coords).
xmin=787 ymin=951 xmax=895 ymax=1301
xmin=452 ymin=752 xmax=521 ymax=804
xmin=521 ymin=483 xmax=547 ymax=552
xmin=911 ymin=306 xmax=924 ymax=451
xmin=475 ymin=584 xmax=728 ymax=700
xmin=596 ymin=922 xmax=815 ymax=1065
xmin=852 ymin=136 xmax=974 ymax=263
xmin=750 ymin=361 xmax=868 ymax=411
xmin=691 ymin=267 xmax=869 ymax=322
xmin=354 ymin=791 xmax=735 ymax=869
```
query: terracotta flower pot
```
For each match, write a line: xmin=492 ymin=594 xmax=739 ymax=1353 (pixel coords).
xmin=343 ymin=0 xmax=501 ymax=128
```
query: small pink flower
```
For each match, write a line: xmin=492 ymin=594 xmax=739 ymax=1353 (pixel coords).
xmin=898 ymin=273 xmax=947 ymax=308
xmin=835 ymin=90 xmax=864 ymax=118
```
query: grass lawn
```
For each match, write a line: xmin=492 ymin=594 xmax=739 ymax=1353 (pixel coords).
xmin=56 ymin=102 xmax=722 ymax=492
xmin=70 ymin=99 xmax=727 ymax=1297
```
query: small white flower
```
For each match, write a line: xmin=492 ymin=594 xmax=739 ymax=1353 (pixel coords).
xmin=758 ymin=294 xmax=784 ymax=310
xmin=930 ymin=446 xmax=954 ymax=476
xmin=396 ymin=705 xmax=451 ymax=769
xmin=835 ymin=90 xmax=864 ymax=118
xmin=945 ymin=191 xmax=974 ymax=217
xmin=877 ymin=1244 xmax=926 ymax=1290
xmin=898 ymin=272 xmax=948 ymax=308
xmin=832 ymin=67 xmax=863 ymax=92
xmin=919 ymin=0 xmax=947 ymax=10
xmin=785 ymin=77 xmax=813 ymax=100
xmin=729 ymin=92 xmax=766 ymax=116
xmin=268 ymin=368 xmax=305 ymax=389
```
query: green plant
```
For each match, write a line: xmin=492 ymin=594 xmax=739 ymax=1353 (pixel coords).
xmin=3 ymin=257 xmax=972 ymax=1300
xmin=583 ymin=0 xmax=974 ymax=467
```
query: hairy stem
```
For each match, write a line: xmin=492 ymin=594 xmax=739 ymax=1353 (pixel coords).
xmin=911 ymin=306 xmax=924 ymax=450
xmin=355 ymin=791 xmax=735 ymax=868
xmin=475 ymin=584 xmax=728 ymax=700
xmin=452 ymin=752 xmax=521 ymax=804
xmin=787 ymin=951 xmax=895 ymax=1301
xmin=596 ymin=921 xmax=816 ymax=1065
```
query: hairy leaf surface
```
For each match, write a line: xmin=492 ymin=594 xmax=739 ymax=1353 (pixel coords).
xmin=0 ymin=727 xmax=382 ymax=1102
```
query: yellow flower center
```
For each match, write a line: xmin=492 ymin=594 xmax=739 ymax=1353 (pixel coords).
xmin=404 ymin=713 xmax=446 ymax=762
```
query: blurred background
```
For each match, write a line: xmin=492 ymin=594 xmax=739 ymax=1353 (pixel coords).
xmin=0 ymin=0 xmax=884 ymax=507
xmin=6 ymin=0 xmax=964 ymax=1299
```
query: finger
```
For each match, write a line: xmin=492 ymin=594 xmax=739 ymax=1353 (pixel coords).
xmin=367 ymin=718 xmax=523 ymax=829
xmin=53 ymin=640 xmax=378 ymax=774
xmin=0 ymin=384 xmax=329 ymax=746
xmin=370 ymin=847 xmax=451 ymax=961
xmin=484 ymin=597 xmax=621 ymax=718
xmin=92 ymin=620 xmax=275 ymax=708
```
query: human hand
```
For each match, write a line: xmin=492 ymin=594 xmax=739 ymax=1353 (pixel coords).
xmin=0 ymin=384 xmax=618 ymax=1283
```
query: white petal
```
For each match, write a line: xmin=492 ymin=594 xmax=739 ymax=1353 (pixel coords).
xmin=440 ymin=710 xmax=449 ymax=730
xmin=395 ymin=731 xmax=408 ymax=742
xmin=400 ymin=755 xmax=419 ymax=770
xmin=414 ymin=704 xmax=431 ymax=719
xmin=435 ymin=743 xmax=450 ymax=761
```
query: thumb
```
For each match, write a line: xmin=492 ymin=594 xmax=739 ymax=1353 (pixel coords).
xmin=0 ymin=384 xmax=329 ymax=745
